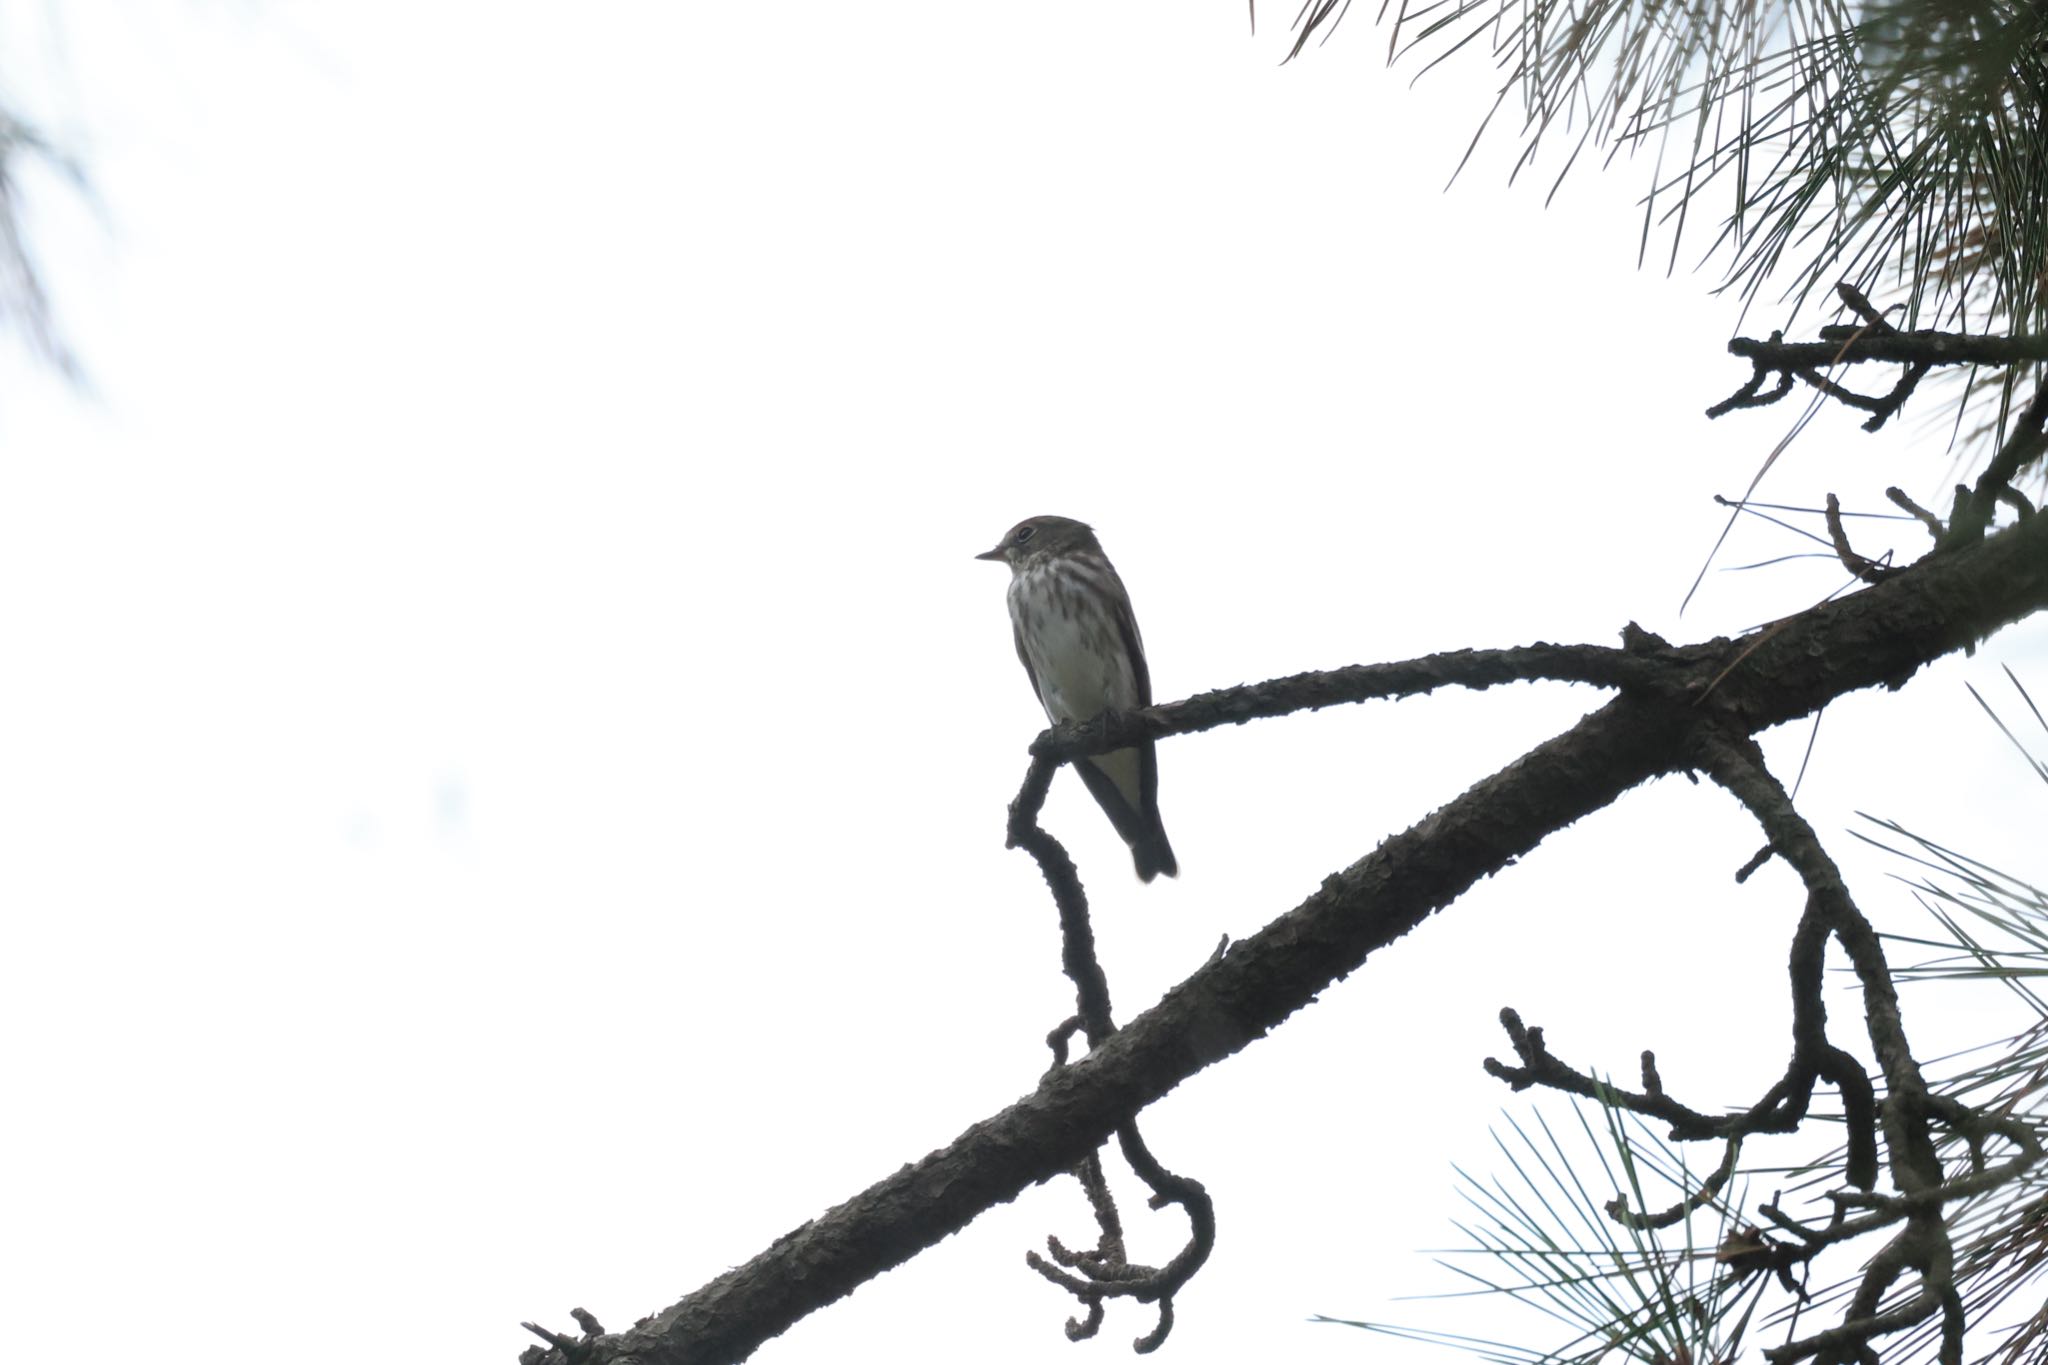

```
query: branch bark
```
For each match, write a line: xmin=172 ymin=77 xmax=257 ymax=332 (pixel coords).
xmin=522 ymin=510 xmax=2048 ymax=1365
xmin=1727 ymin=329 xmax=2048 ymax=370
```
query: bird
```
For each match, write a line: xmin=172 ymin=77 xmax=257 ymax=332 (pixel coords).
xmin=977 ymin=515 xmax=1177 ymax=882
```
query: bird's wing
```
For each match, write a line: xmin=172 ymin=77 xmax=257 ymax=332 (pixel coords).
xmin=1103 ymin=563 xmax=1151 ymax=707
xmin=1100 ymin=562 xmax=1160 ymax=815
xmin=1072 ymin=750 xmax=1149 ymax=849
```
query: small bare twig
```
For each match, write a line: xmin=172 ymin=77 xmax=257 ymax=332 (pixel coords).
xmin=1834 ymin=283 xmax=1897 ymax=332
xmin=1824 ymin=493 xmax=1900 ymax=583
xmin=1709 ymin=352 xmax=1798 ymax=418
xmin=1886 ymin=487 xmax=1946 ymax=540
xmin=1025 ymin=1123 xmax=1214 ymax=1354
xmin=521 ymin=1320 xmax=596 ymax=1364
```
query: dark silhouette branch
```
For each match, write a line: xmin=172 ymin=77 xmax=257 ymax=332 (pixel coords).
xmin=1686 ymin=728 xmax=2027 ymax=1365
xmin=1484 ymin=873 xmax=1879 ymax=1198
xmin=1029 ymin=1151 xmax=1121 ymax=1341
xmin=1007 ymin=754 xmax=1114 ymax=1045
xmin=1725 ymin=329 xmax=2048 ymax=373
xmin=1692 ymin=729 xmax=1943 ymax=1187
xmin=1025 ymin=1122 xmax=1214 ymax=1353
xmin=1788 ymin=361 xmax=1924 ymax=432
xmin=1706 ymin=351 xmax=1798 ymax=418
xmin=1028 ymin=640 xmax=1687 ymax=765
xmin=1941 ymin=384 xmax=2048 ymax=550
xmin=1007 ymin=738 xmax=1213 ymax=1348
xmin=520 ymin=1310 xmax=605 ymax=1364
xmin=1825 ymin=493 xmax=1900 ymax=583
xmin=1488 ymin=720 xmax=2041 ymax=1358
xmin=1610 ymin=1138 xmax=1743 ymax=1231
xmin=1715 ymin=318 xmax=2048 ymax=440
xmin=1887 ymin=487 xmax=1947 ymax=541
xmin=1485 ymin=1009 xmax=1728 ymax=1138
xmin=520 ymin=507 xmax=2048 ymax=1365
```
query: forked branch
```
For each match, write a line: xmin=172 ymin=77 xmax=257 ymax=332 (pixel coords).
xmin=520 ymin=509 xmax=2048 ymax=1365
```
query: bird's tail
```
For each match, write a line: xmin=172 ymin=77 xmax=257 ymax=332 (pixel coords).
xmin=1133 ymin=819 xmax=1177 ymax=883
xmin=1073 ymin=747 xmax=1178 ymax=883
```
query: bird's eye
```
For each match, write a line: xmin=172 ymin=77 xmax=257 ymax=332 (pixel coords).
xmin=1014 ymin=525 xmax=1037 ymax=544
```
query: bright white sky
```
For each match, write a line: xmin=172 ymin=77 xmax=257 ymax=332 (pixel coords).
xmin=3 ymin=4 xmax=2046 ymax=1365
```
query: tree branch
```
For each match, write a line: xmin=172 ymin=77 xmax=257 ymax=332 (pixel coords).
xmin=1726 ymin=330 xmax=2048 ymax=372
xmin=1941 ymin=384 xmax=2048 ymax=549
xmin=1028 ymin=639 xmax=1685 ymax=764
xmin=1008 ymin=742 xmax=1214 ymax=1349
xmin=1715 ymin=324 xmax=2047 ymax=437
xmin=520 ymin=509 xmax=2048 ymax=1365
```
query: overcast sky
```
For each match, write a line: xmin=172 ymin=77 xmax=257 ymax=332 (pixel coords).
xmin=4 ymin=4 xmax=2046 ymax=1365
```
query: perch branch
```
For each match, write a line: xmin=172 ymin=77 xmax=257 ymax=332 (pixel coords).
xmin=522 ymin=510 xmax=2048 ymax=1365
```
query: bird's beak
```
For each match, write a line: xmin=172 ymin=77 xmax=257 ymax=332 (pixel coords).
xmin=974 ymin=544 xmax=1006 ymax=562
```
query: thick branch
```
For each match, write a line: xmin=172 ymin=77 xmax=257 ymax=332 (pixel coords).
xmin=1727 ymin=330 xmax=2048 ymax=370
xmin=526 ymin=510 xmax=2048 ymax=1365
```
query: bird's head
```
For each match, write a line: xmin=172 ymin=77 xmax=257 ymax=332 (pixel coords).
xmin=975 ymin=515 xmax=1098 ymax=569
